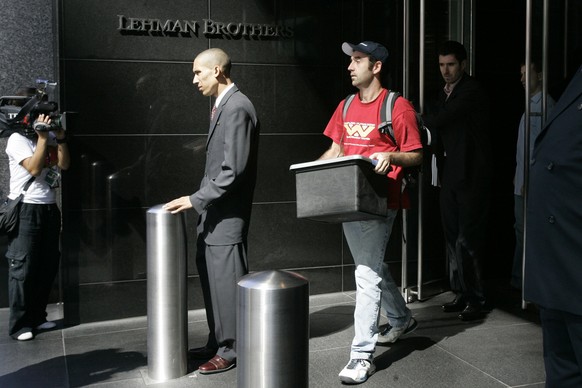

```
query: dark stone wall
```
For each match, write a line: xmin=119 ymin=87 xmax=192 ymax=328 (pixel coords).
xmin=0 ymin=0 xmax=464 ymax=322
xmin=1 ymin=0 xmax=580 ymax=325
xmin=56 ymin=0 xmax=418 ymax=323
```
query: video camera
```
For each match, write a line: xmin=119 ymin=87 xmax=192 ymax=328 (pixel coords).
xmin=0 ymin=79 xmax=74 ymax=137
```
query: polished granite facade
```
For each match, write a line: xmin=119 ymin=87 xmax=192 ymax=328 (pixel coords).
xmin=51 ymin=0 xmax=449 ymax=324
xmin=2 ymin=0 xmax=542 ymax=324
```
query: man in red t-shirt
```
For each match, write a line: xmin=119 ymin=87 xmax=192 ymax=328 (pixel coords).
xmin=319 ymin=41 xmax=422 ymax=385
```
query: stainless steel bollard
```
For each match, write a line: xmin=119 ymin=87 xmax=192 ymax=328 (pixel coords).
xmin=146 ymin=205 xmax=188 ymax=382
xmin=237 ymin=270 xmax=309 ymax=388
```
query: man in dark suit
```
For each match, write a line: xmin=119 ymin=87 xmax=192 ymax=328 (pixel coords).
xmin=164 ymin=48 xmax=260 ymax=374
xmin=524 ymin=65 xmax=582 ymax=387
xmin=423 ymin=41 xmax=492 ymax=321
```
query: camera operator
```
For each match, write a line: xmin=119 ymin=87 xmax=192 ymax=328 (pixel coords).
xmin=5 ymin=112 xmax=70 ymax=341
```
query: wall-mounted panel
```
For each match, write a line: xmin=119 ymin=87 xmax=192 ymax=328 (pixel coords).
xmin=61 ymin=61 xmax=343 ymax=138
xmin=248 ymin=203 xmax=344 ymax=271
xmin=61 ymin=61 xmax=204 ymax=135
xmin=254 ymin=134 xmax=329 ymax=203
xmin=56 ymin=0 xmax=403 ymax=323
xmin=61 ymin=0 xmax=207 ymax=61
xmin=63 ymin=136 xmax=205 ymax=209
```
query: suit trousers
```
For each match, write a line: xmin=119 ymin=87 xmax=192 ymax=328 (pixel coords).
xmin=196 ymin=235 xmax=249 ymax=361
xmin=511 ymin=194 xmax=524 ymax=289
xmin=440 ymin=182 xmax=488 ymax=305
xmin=540 ymin=307 xmax=582 ymax=388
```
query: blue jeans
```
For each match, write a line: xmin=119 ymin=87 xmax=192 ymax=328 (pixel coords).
xmin=342 ymin=210 xmax=411 ymax=360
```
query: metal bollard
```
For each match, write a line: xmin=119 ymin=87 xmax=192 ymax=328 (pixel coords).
xmin=146 ymin=205 xmax=188 ymax=382
xmin=237 ymin=270 xmax=309 ymax=388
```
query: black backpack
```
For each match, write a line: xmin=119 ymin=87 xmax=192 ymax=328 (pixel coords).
xmin=342 ymin=91 xmax=432 ymax=188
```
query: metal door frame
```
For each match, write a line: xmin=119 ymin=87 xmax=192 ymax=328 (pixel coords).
xmin=401 ymin=0 xmax=476 ymax=302
xmin=521 ymin=0 xmax=553 ymax=309
xmin=400 ymin=0 xmax=572 ymax=305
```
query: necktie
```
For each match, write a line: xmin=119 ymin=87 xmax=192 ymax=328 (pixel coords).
xmin=211 ymin=106 xmax=217 ymax=120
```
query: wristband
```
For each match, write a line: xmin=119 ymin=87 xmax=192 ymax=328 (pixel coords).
xmin=56 ymin=137 xmax=67 ymax=144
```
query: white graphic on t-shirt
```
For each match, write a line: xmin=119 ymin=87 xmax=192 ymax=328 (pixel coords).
xmin=345 ymin=122 xmax=376 ymax=138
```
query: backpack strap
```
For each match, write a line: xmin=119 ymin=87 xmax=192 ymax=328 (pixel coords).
xmin=378 ymin=91 xmax=401 ymax=145
xmin=342 ymin=91 xmax=402 ymax=146
xmin=343 ymin=91 xmax=400 ymax=131
xmin=23 ymin=176 xmax=36 ymax=192
xmin=342 ymin=94 xmax=356 ymax=121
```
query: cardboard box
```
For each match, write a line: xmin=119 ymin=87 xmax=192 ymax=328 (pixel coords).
xmin=289 ymin=155 xmax=389 ymax=223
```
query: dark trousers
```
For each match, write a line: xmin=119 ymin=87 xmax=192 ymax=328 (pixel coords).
xmin=6 ymin=203 xmax=61 ymax=336
xmin=440 ymin=182 xmax=488 ymax=305
xmin=540 ymin=307 xmax=582 ymax=388
xmin=196 ymin=235 xmax=248 ymax=361
xmin=512 ymin=194 xmax=524 ymax=289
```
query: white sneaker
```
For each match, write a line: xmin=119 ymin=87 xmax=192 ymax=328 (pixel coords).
xmin=338 ymin=358 xmax=376 ymax=384
xmin=378 ymin=317 xmax=418 ymax=344
xmin=16 ymin=330 xmax=33 ymax=341
xmin=35 ymin=321 xmax=57 ymax=330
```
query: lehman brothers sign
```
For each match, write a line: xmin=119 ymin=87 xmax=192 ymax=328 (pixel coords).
xmin=117 ymin=15 xmax=294 ymax=39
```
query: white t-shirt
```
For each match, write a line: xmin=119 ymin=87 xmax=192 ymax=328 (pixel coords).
xmin=5 ymin=132 xmax=59 ymax=204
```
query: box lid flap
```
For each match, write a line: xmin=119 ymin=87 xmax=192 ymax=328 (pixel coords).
xmin=289 ymin=155 xmax=374 ymax=171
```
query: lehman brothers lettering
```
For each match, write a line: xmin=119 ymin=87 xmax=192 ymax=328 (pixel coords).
xmin=117 ymin=15 xmax=294 ymax=38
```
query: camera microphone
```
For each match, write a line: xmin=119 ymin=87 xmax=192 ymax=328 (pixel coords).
xmin=35 ymin=78 xmax=56 ymax=86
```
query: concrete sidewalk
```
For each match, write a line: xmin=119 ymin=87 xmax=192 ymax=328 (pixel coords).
xmin=0 ymin=287 xmax=544 ymax=387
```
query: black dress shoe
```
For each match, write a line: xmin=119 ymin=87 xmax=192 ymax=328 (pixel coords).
xmin=442 ymin=296 xmax=466 ymax=313
xmin=188 ymin=346 xmax=218 ymax=360
xmin=459 ymin=304 xmax=485 ymax=321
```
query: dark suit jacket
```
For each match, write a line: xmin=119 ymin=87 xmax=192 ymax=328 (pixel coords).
xmin=190 ymin=85 xmax=260 ymax=245
xmin=424 ymin=73 xmax=491 ymax=189
xmin=524 ymin=66 xmax=582 ymax=315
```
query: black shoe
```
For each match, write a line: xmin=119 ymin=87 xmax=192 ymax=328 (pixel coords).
xmin=188 ymin=346 xmax=218 ymax=360
xmin=442 ymin=296 xmax=466 ymax=313
xmin=459 ymin=304 xmax=486 ymax=321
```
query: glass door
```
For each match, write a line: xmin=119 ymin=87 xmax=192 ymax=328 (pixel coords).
xmin=400 ymin=0 xmax=476 ymax=302
xmin=401 ymin=0 xmax=581 ymax=303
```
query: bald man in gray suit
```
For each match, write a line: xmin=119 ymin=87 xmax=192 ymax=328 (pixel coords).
xmin=164 ymin=48 xmax=260 ymax=375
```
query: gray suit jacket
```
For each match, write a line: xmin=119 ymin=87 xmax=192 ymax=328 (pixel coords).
xmin=190 ymin=85 xmax=260 ymax=245
xmin=524 ymin=66 xmax=582 ymax=314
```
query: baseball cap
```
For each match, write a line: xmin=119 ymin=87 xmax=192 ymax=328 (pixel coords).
xmin=342 ymin=41 xmax=389 ymax=63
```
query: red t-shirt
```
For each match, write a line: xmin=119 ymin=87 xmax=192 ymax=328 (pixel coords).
xmin=323 ymin=88 xmax=422 ymax=208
